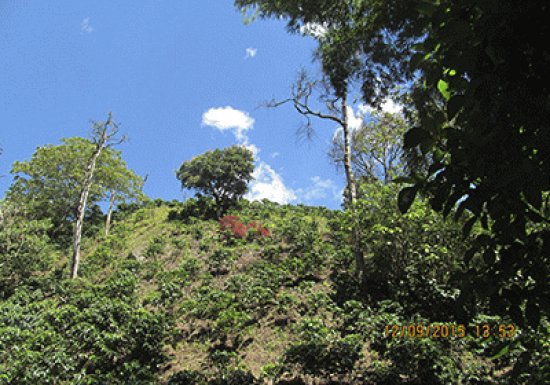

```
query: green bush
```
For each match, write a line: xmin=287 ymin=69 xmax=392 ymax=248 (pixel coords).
xmin=80 ymin=243 xmax=116 ymax=277
xmin=343 ymin=301 xmax=494 ymax=385
xmin=167 ymin=370 xmax=207 ymax=385
xmin=145 ymin=235 xmax=167 ymax=258
xmin=0 ymin=269 xmax=171 ymax=384
xmin=209 ymin=370 xmax=259 ymax=385
xmin=343 ymin=181 xmax=467 ymax=319
xmin=0 ymin=204 xmax=55 ymax=298
xmin=225 ymin=273 xmax=275 ymax=310
xmin=168 ymin=196 xmax=218 ymax=222
xmin=283 ymin=318 xmax=362 ymax=376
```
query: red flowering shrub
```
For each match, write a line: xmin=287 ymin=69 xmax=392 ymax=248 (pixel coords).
xmin=219 ymin=216 xmax=271 ymax=240
xmin=246 ymin=221 xmax=271 ymax=239
xmin=259 ymin=226 xmax=271 ymax=238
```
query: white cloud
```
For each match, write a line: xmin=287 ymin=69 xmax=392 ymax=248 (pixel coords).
xmin=362 ymin=99 xmax=403 ymax=115
xmin=271 ymin=152 xmax=280 ymax=159
xmin=346 ymin=105 xmax=364 ymax=131
xmin=246 ymin=162 xmax=296 ymax=204
xmin=202 ymin=106 xmax=254 ymax=143
xmin=295 ymin=176 xmax=341 ymax=203
xmin=201 ymin=108 xmax=297 ymax=206
xmin=245 ymin=47 xmax=257 ymax=58
xmin=80 ymin=17 xmax=94 ymax=33
xmin=357 ymin=103 xmax=370 ymax=115
xmin=243 ymin=143 xmax=260 ymax=158
xmin=380 ymin=99 xmax=402 ymax=114
xmin=331 ymin=105 xmax=364 ymax=142
xmin=299 ymin=22 xmax=328 ymax=38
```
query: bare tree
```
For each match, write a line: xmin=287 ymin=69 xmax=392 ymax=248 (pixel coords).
xmin=70 ymin=113 xmax=126 ymax=279
xmin=104 ymin=190 xmax=116 ymax=237
xmin=266 ymin=70 xmax=365 ymax=281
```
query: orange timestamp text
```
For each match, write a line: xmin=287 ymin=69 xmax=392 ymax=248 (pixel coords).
xmin=384 ymin=323 xmax=516 ymax=339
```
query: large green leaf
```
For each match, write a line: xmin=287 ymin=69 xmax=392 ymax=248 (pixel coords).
xmin=398 ymin=186 xmax=418 ymax=213
xmin=404 ymin=127 xmax=431 ymax=148
xmin=437 ymin=79 xmax=450 ymax=101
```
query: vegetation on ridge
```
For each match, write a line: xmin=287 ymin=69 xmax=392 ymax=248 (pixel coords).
xmin=1 ymin=179 xmax=548 ymax=383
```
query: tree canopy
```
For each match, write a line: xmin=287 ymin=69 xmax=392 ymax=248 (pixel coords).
xmin=235 ymin=0 xmax=550 ymax=330
xmin=8 ymin=137 xmax=144 ymax=242
xmin=330 ymin=111 xmax=408 ymax=184
xmin=176 ymin=145 xmax=255 ymax=217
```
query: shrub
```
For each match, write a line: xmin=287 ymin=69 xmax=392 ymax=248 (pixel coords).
xmin=260 ymin=362 xmax=283 ymax=381
xmin=341 ymin=181 xmax=467 ymax=320
xmin=145 ymin=235 xmax=166 ymax=259
xmin=208 ymin=248 xmax=236 ymax=274
xmin=283 ymin=318 xmax=362 ymax=376
xmin=218 ymin=216 xmax=270 ymax=241
xmin=226 ymin=274 xmax=274 ymax=310
xmin=209 ymin=370 xmax=259 ymax=385
xmin=0 ymin=270 xmax=171 ymax=384
xmin=0 ymin=204 xmax=55 ymax=298
xmin=167 ymin=370 xmax=206 ymax=385
xmin=169 ymin=196 xmax=217 ymax=222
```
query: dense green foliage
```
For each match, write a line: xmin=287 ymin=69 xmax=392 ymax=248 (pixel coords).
xmin=2 ymin=193 xmax=547 ymax=384
xmin=1 ymin=1 xmax=549 ymax=382
xmin=400 ymin=1 xmax=550 ymax=334
xmin=8 ymin=137 xmax=144 ymax=244
xmin=176 ymin=146 xmax=255 ymax=218
xmin=0 ymin=270 xmax=171 ymax=384
xmin=0 ymin=201 xmax=55 ymax=298
xmin=234 ymin=1 xmax=550 ymax=381
xmin=235 ymin=0 xmax=550 ymax=332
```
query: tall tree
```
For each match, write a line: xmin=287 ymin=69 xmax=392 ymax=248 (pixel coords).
xmin=176 ymin=146 xmax=254 ymax=218
xmin=330 ymin=111 xmax=408 ymax=184
xmin=9 ymin=137 xmax=143 ymax=242
xmin=235 ymin=0 xmax=550 ymax=329
xmin=238 ymin=0 xmax=383 ymax=284
xmin=8 ymin=117 xmax=143 ymax=278
xmin=71 ymin=114 xmax=126 ymax=278
xmin=267 ymin=70 xmax=366 ymax=281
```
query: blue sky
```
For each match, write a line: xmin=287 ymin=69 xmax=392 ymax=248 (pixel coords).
xmin=0 ymin=1 xmax=373 ymax=209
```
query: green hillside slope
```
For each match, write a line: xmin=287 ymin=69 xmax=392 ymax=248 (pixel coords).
xmin=1 ymin=195 xmax=548 ymax=384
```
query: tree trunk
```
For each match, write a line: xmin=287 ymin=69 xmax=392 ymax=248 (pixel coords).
xmin=341 ymin=95 xmax=357 ymax=205
xmin=104 ymin=190 xmax=116 ymax=237
xmin=70 ymin=131 xmax=108 ymax=279
xmin=341 ymin=95 xmax=365 ymax=284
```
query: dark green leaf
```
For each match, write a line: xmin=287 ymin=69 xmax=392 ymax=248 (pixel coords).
xmin=462 ymin=216 xmax=477 ymax=238
xmin=404 ymin=127 xmax=431 ymax=148
xmin=416 ymin=1 xmax=438 ymax=16
xmin=398 ymin=186 xmax=418 ymax=213
xmin=446 ymin=95 xmax=464 ymax=119
xmin=525 ymin=300 xmax=541 ymax=327
xmin=490 ymin=343 xmax=510 ymax=360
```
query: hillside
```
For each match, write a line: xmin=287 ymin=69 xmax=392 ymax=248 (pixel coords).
xmin=4 ymin=190 xmax=546 ymax=385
